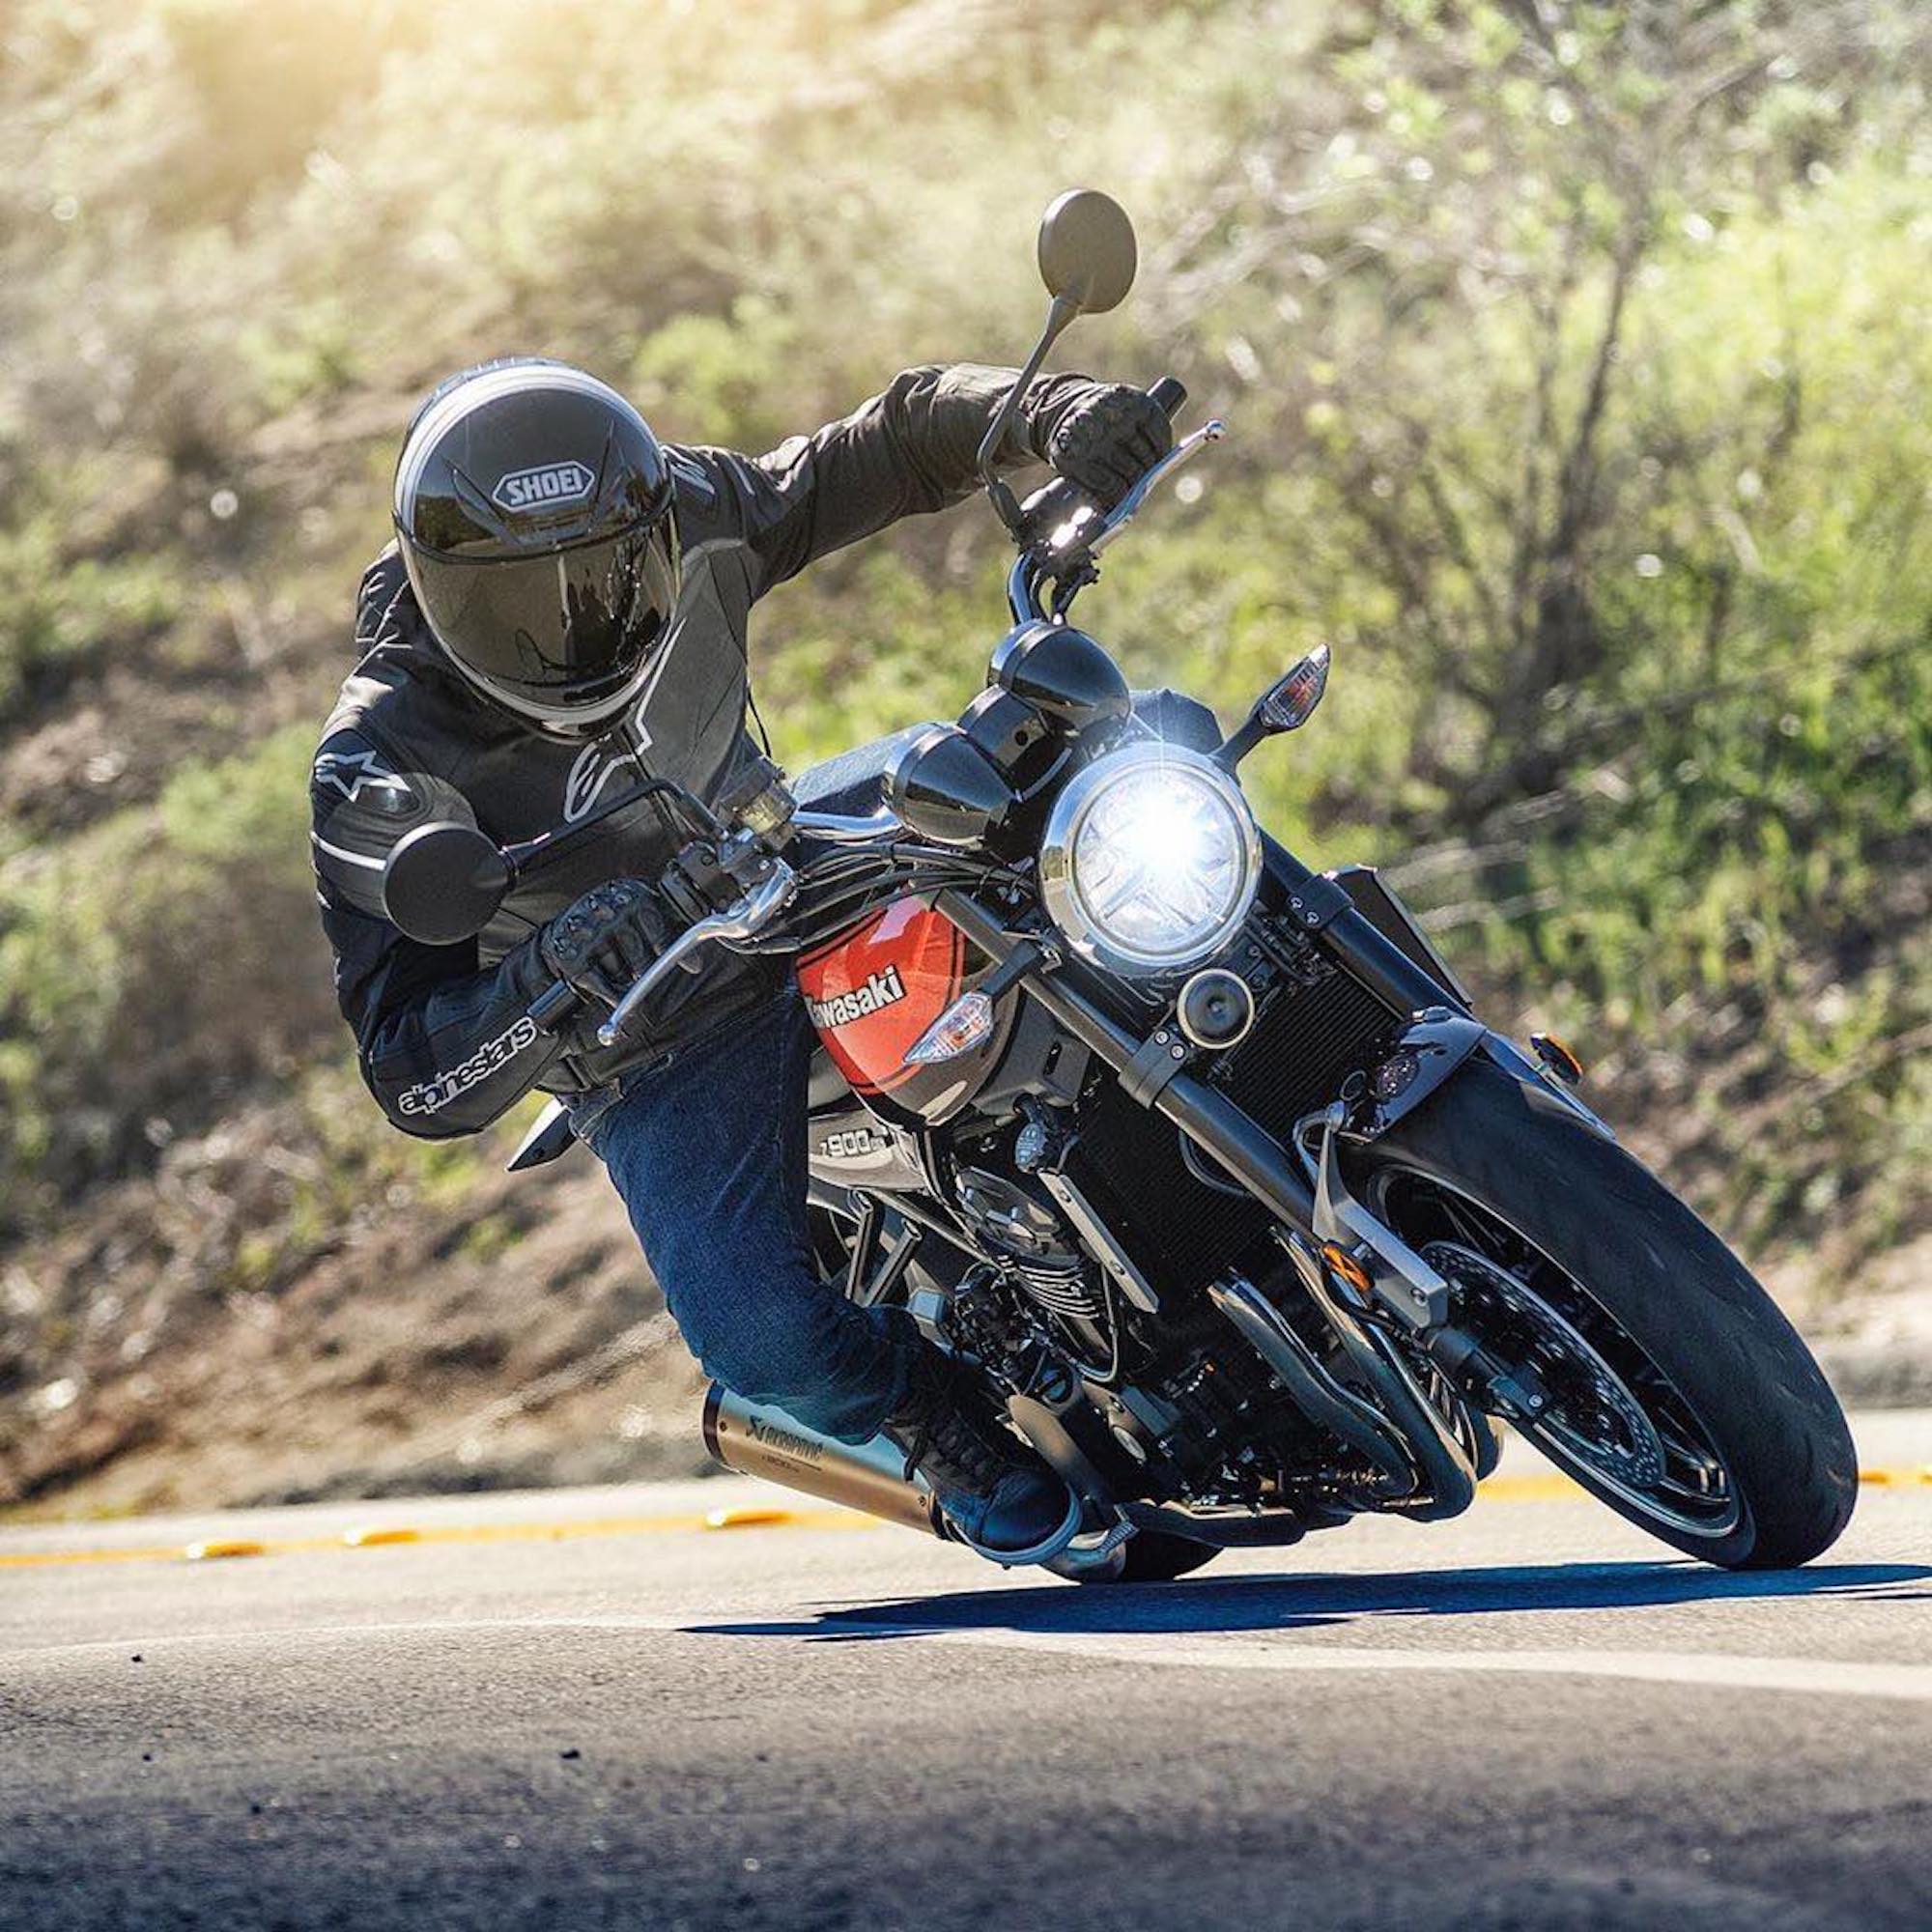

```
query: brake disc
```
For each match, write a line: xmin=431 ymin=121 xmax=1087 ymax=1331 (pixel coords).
xmin=1421 ymin=1240 xmax=1666 ymax=1491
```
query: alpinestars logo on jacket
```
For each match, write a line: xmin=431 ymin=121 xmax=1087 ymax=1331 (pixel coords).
xmin=396 ymin=1015 xmax=541 ymax=1117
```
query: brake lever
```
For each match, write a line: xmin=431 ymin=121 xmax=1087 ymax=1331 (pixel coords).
xmin=1009 ymin=420 xmax=1227 ymax=626
xmin=595 ymin=861 xmax=798 ymax=1048
xmin=1084 ymin=418 xmax=1225 ymax=556
xmin=1019 ymin=421 xmax=1226 ymax=563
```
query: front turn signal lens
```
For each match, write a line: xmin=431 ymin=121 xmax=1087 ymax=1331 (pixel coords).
xmin=903 ymin=990 xmax=996 ymax=1067
xmin=1256 ymin=640 xmax=1333 ymax=733
xmin=1321 ymin=1243 xmax=1375 ymax=1297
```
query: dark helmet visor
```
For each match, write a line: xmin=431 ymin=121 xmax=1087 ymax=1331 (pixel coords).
xmin=410 ymin=521 xmax=679 ymax=712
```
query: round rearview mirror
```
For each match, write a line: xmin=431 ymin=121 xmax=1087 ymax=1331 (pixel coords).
xmin=381 ymin=821 xmax=513 ymax=946
xmin=1037 ymin=188 xmax=1137 ymax=315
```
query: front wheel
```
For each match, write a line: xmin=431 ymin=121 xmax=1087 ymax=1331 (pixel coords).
xmin=1351 ymin=1058 xmax=1857 ymax=1569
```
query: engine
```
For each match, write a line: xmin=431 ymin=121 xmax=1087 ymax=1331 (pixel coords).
xmin=949 ymin=1166 xmax=1108 ymax=1326
xmin=939 ymin=1159 xmax=1343 ymax=1510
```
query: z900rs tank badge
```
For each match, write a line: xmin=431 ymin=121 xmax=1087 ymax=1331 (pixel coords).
xmin=814 ymin=1125 xmax=893 ymax=1161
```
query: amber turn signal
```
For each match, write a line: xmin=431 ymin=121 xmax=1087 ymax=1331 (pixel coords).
xmin=1530 ymin=1032 xmax=1585 ymax=1085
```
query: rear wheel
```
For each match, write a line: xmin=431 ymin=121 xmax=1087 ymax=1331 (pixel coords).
xmin=1351 ymin=1058 xmax=1857 ymax=1569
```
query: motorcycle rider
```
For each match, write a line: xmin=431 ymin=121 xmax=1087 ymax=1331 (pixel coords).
xmin=310 ymin=356 xmax=1173 ymax=1564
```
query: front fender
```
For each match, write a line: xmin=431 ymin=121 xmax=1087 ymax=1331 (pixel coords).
xmin=1478 ymin=1033 xmax=1618 ymax=1142
xmin=1348 ymin=1009 xmax=1487 ymax=1140
xmin=1343 ymin=1011 xmax=1615 ymax=1147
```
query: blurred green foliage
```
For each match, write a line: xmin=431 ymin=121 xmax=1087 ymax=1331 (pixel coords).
xmin=0 ymin=472 xmax=185 ymax=726
xmin=0 ymin=727 xmax=331 ymax=1205
xmin=0 ymin=0 xmax=1925 ymax=1277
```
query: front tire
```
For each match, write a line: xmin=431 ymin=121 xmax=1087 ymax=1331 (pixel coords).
xmin=1353 ymin=1058 xmax=1857 ymax=1569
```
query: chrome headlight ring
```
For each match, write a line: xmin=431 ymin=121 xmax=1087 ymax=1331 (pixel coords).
xmin=1038 ymin=742 xmax=1263 ymax=977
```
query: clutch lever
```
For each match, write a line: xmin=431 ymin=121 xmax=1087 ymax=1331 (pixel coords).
xmin=595 ymin=860 xmax=798 ymax=1048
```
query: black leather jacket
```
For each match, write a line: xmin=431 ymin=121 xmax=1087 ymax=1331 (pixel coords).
xmin=311 ymin=363 xmax=1099 ymax=1137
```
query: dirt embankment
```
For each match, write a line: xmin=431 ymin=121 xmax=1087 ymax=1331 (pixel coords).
xmin=0 ymin=1099 xmax=712 ymax=1520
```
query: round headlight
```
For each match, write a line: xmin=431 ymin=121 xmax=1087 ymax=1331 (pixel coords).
xmin=1038 ymin=743 xmax=1262 ymax=976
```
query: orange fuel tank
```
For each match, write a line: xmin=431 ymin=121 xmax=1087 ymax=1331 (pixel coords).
xmin=794 ymin=897 xmax=1013 ymax=1124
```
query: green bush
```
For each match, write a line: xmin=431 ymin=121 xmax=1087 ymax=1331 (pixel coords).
xmin=0 ymin=726 xmax=335 ymax=1233
xmin=0 ymin=512 xmax=185 ymax=728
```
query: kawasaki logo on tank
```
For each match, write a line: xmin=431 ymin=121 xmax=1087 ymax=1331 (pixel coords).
xmin=492 ymin=460 xmax=596 ymax=513
xmin=804 ymin=967 xmax=906 ymax=1031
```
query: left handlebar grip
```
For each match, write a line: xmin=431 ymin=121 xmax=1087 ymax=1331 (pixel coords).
xmin=526 ymin=980 xmax=583 ymax=1032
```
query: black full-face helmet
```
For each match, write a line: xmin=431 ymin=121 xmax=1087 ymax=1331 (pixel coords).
xmin=393 ymin=358 xmax=679 ymax=735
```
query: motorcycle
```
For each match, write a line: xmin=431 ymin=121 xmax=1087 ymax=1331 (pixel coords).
xmin=382 ymin=189 xmax=1857 ymax=1581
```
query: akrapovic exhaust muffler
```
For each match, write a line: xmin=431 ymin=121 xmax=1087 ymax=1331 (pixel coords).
xmin=701 ymin=1385 xmax=944 ymax=1537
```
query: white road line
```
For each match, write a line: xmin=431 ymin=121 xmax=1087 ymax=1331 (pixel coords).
xmin=901 ymin=1629 xmax=1932 ymax=1703
xmin=11 ymin=1614 xmax=1932 ymax=1704
xmin=2 ymin=1615 xmax=661 ymax=1659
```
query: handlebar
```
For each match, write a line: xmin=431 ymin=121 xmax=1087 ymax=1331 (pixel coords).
xmin=594 ymin=860 xmax=799 ymax=1047
xmin=1016 ymin=376 xmax=1188 ymax=548
xmin=1146 ymin=375 xmax=1189 ymax=419
xmin=524 ymin=803 xmax=976 ymax=1042
xmin=528 ymin=815 xmax=1008 ymax=1047
xmin=526 ymin=978 xmax=584 ymax=1032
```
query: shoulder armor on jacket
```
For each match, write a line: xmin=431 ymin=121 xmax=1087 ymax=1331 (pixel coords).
xmin=309 ymin=723 xmax=479 ymax=920
xmin=666 ymin=446 xmax=719 ymax=510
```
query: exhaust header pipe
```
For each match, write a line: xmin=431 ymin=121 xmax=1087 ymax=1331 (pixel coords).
xmin=701 ymin=1385 xmax=944 ymax=1538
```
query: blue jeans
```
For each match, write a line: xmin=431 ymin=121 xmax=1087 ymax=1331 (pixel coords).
xmin=579 ymin=988 xmax=909 ymax=1442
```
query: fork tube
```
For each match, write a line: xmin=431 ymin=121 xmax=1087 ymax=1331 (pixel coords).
xmin=1263 ymin=837 xmax=1463 ymax=1018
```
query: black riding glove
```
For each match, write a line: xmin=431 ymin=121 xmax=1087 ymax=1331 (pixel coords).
xmin=1041 ymin=383 xmax=1174 ymax=508
xmin=539 ymin=879 xmax=680 ymax=1011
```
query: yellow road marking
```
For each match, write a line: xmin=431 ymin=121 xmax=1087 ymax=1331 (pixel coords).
xmin=0 ymin=1506 xmax=867 ymax=1571
xmin=704 ymin=1506 xmax=801 ymax=1530
xmin=1480 ymin=1463 xmax=1932 ymax=1501
xmin=0 ymin=1466 xmax=1922 ymax=1573
xmin=1476 ymin=1473 xmax=1585 ymax=1501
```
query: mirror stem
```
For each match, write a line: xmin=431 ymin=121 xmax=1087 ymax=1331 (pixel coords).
xmin=978 ymin=292 xmax=1081 ymax=538
xmin=1213 ymin=716 xmax=1268 ymax=771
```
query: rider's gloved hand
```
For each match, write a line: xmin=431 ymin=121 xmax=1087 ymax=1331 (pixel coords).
xmin=539 ymin=879 xmax=679 ymax=1010
xmin=1042 ymin=383 xmax=1174 ymax=508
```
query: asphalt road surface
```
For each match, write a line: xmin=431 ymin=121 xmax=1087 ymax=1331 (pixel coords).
xmin=4 ymin=1413 xmax=1928 ymax=1932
